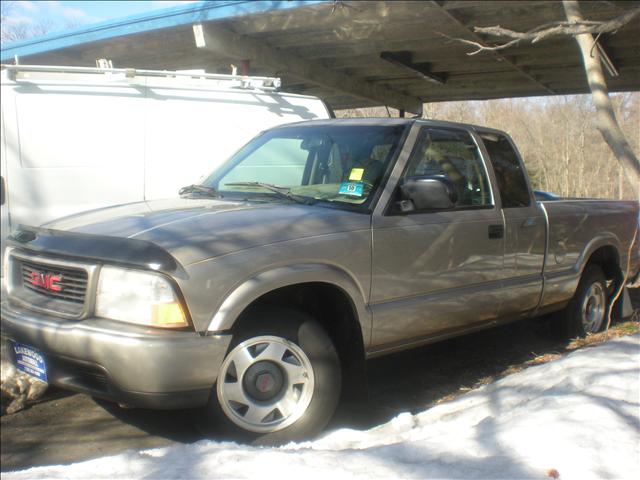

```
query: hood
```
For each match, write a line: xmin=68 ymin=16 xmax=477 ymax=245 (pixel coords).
xmin=44 ymin=198 xmax=369 ymax=266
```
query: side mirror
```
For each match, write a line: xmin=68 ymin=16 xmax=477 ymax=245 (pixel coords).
xmin=399 ymin=175 xmax=457 ymax=211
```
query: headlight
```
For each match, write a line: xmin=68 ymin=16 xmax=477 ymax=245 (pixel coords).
xmin=95 ymin=266 xmax=188 ymax=328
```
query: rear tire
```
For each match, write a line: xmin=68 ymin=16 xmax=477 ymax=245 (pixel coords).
xmin=201 ymin=306 xmax=341 ymax=445
xmin=555 ymin=265 xmax=608 ymax=339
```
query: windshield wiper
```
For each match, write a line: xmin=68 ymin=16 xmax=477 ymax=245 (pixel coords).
xmin=178 ymin=184 xmax=220 ymax=198
xmin=224 ymin=182 xmax=315 ymax=205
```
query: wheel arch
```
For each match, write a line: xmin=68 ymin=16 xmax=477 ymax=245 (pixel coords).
xmin=207 ymin=264 xmax=370 ymax=401
xmin=207 ymin=264 xmax=369 ymax=335
xmin=578 ymin=235 xmax=623 ymax=283
xmin=584 ymin=245 xmax=621 ymax=281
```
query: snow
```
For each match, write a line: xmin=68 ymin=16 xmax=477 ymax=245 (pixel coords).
xmin=5 ymin=334 xmax=640 ymax=480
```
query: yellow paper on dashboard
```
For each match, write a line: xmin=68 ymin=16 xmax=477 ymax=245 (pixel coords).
xmin=349 ymin=168 xmax=364 ymax=181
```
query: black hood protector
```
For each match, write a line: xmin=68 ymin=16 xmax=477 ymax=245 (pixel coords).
xmin=9 ymin=226 xmax=187 ymax=279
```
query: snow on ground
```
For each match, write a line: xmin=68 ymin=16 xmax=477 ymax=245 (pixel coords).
xmin=5 ymin=334 xmax=640 ymax=480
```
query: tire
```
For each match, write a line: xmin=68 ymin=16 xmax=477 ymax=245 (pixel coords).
xmin=202 ymin=306 xmax=341 ymax=445
xmin=556 ymin=265 xmax=608 ymax=339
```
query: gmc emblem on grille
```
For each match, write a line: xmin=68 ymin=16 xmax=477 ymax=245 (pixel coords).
xmin=30 ymin=272 xmax=63 ymax=292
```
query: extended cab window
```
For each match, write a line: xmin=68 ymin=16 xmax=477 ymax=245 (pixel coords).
xmin=393 ymin=127 xmax=492 ymax=212
xmin=481 ymin=133 xmax=531 ymax=208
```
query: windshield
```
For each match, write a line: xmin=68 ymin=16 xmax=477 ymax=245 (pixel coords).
xmin=202 ymin=124 xmax=407 ymax=209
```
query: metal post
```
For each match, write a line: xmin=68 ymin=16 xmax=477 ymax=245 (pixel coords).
xmin=240 ymin=60 xmax=250 ymax=76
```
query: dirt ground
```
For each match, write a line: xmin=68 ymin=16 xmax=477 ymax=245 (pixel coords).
xmin=1 ymin=289 xmax=638 ymax=472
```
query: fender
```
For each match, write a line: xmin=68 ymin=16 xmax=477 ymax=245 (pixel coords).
xmin=540 ymin=232 xmax=622 ymax=312
xmin=575 ymin=233 xmax=622 ymax=276
xmin=206 ymin=263 xmax=371 ymax=345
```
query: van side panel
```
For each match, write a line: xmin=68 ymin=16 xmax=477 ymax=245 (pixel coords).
xmin=9 ymin=81 xmax=146 ymax=228
xmin=1 ymin=70 xmax=329 ymax=238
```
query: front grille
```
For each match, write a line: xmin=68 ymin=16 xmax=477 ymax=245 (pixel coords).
xmin=7 ymin=249 xmax=96 ymax=319
xmin=21 ymin=260 xmax=88 ymax=304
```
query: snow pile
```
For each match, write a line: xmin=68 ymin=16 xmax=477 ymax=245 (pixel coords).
xmin=5 ymin=335 xmax=639 ymax=480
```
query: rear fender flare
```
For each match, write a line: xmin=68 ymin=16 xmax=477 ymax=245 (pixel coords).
xmin=576 ymin=234 xmax=622 ymax=276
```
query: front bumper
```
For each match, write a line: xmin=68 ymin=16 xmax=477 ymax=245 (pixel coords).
xmin=1 ymin=301 xmax=232 ymax=409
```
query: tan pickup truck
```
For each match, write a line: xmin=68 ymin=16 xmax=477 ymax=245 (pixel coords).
xmin=2 ymin=118 xmax=638 ymax=443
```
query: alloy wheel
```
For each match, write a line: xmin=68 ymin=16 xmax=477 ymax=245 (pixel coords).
xmin=581 ymin=282 xmax=606 ymax=333
xmin=216 ymin=335 xmax=315 ymax=433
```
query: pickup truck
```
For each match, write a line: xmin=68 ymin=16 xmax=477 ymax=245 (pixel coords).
xmin=2 ymin=118 xmax=638 ymax=443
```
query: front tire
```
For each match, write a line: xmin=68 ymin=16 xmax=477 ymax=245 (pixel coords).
xmin=204 ymin=307 xmax=341 ymax=444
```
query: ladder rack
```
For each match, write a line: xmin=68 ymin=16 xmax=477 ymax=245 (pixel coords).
xmin=0 ymin=64 xmax=282 ymax=90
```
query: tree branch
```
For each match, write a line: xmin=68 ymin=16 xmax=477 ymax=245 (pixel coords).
xmin=448 ymin=5 xmax=640 ymax=55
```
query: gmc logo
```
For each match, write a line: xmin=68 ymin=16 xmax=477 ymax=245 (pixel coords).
xmin=30 ymin=272 xmax=63 ymax=292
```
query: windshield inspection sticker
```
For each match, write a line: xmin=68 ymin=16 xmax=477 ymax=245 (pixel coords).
xmin=349 ymin=168 xmax=365 ymax=181
xmin=339 ymin=182 xmax=364 ymax=197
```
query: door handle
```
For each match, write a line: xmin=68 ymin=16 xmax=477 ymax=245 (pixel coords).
xmin=488 ymin=224 xmax=504 ymax=239
xmin=521 ymin=217 xmax=537 ymax=228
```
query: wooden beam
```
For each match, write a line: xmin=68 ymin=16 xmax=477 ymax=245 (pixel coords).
xmin=431 ymin=0 xmax=556 ymax=95
xmin=380 ymin=51 xmax=447 ymax=84
xmin=193 ymin=24 xmax=423 ymax=115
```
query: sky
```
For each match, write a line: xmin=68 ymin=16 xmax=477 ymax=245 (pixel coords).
xmin=2 ymin=1 xmax=202 ymax=35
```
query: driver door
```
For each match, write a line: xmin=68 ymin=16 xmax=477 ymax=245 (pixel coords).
xmin=370 ymin=126 xmax=505 ymax=352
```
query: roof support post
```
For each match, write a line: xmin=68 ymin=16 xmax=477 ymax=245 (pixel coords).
xmin=193 ymin=24 xmax=423 ymax=115
xmin=240 ymin=60 xmax=250 ymax=76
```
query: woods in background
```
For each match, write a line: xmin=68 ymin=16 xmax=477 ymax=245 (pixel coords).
xmin=337 ymin=93 xmax=639 ymax=200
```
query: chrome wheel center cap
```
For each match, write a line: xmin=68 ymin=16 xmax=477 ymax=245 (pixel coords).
xmin=256 ymin=372 xmax=275 ymax=393
xmin=242 ymin=360 xmax=284 ymax=401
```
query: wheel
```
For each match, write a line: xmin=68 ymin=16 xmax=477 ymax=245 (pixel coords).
xmin=557 ymin=265 xmax=608 ymax=339
xmin=204 ymin=306 xmax=341 ymax=444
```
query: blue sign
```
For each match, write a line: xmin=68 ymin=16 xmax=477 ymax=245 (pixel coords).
xmin=338 ymin=182 xmax=364 ymax=197
xmin=11 ymin=341 xmax=48 ymax=382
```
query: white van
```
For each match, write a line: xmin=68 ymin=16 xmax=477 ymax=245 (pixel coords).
xmin=0 ymin=64 xmax=331 ymax=264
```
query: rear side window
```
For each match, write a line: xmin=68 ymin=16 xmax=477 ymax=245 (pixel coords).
xmin=482 ymin=133 xmax=531 ymax=208
xmin=402 ymin=128 xmax=492 ymax=209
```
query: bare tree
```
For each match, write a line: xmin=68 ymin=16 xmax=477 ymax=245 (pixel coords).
xmin=1 ymin=1 xmax=76 ymax=44
xmin=563 ymin=1 xmax=639 ymax=196
xmin=444 ymin=1 xmax=640 ymax=195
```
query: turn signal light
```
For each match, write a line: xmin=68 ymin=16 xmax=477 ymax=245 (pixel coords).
xmin=151 ymin=303 xmax=188 ymax=328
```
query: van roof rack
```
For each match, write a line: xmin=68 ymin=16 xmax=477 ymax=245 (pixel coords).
xmin=0 ymin=64 xmax=282 ymax=90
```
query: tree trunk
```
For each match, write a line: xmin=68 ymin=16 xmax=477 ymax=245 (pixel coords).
xmin=563 ymin=0 xmax=640 ymax=197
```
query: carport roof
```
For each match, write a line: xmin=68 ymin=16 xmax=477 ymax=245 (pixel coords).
xmin=2 ymin=1 xmax=639 ymax=114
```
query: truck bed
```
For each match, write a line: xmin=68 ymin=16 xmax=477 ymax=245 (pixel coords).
xmin=539 ymin=198 xmax=639 ymax=311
